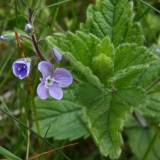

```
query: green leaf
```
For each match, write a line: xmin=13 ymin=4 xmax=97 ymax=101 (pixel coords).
xmin=46 ymin=31 xmax=103 ymax=88
xmin=80 ymin=0 xmax=143 ymax=47
xmin=96 ymin=36 xmax=114 ymax=60
xmin=108 ymin=65 xmax=149 ymax=88
xmin=22 ymin=0 xmax=32 ymax=8
xmin=92 ymin=54 xmax=114 ymax=82
xmin=0 ymin=146 xmax=22 ymax=160
xmin=133 ymin=60 xmax=160 ymax=116
xmin=34 ymin=89 xmax=89 ymax=140
xmin=39 ymin=26 xmax=49 ymax=40
xmin=75 ymin=84 xmax=147 ymax=159
xmin=114 ymin=44 xmax=158 ymax=72
xmin=125 ymin=127 xmax=160 ymax=160
xmin=17 ymin=0 xmax=28 ymax=19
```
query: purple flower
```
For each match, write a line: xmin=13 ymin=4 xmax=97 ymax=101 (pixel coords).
xmin=52 ymin=48 xmax=62 ymax=62
xmin=37 ymin=61 xmax=73 ymax=100
xmin=12 ymin=58 xmax=31 ymax=79
xmin=157 ymin=48 xmax=160 ymax=52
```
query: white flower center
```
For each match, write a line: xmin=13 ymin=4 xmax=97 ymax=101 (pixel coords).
xmin=45 ymin=76 xmax=55 ymax=88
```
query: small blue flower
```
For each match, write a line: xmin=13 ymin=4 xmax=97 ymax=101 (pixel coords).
xmin=37 ymin=61 xmax=73 ymax=100
xmin=12 ymin=58 xmax=31 ymax=79
xmin=52 ymin=48 xmax=62 ymax=63
xmin=157 ymin=48 xmax=160 ymax=52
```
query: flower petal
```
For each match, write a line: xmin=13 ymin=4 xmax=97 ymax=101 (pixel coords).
xmin=49 ymin=84 xmax=63 ymax=100
xmin=38 ymin=61 xmax=53 ymax=78
xmin=37 ymin=82 xmax=49 ymax=99
xmin=157 ymin=48 xmax=160 ymax=52
xmin=12 ymin=58 xmax=30 ymax=79
xmin=52 ymin=48 xmax=62 ymax=63
xmin=53 ymin=68 xmax=73 ymax=88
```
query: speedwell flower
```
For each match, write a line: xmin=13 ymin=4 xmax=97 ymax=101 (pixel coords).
xmin=52 ymin=48 xmax=62 ymax=63
xmin=12 ymin=58 xmax=31 ymax=79
xmin=37 ymin=61 xmax=73 ymax=100
xmin=157 ymin=48 xmax=160 ymax=52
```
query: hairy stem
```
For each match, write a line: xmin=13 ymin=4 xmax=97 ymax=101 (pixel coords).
xmin=31 ymin=34 xmax=47 ymax=61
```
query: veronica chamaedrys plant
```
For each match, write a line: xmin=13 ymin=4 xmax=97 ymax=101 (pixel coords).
xmin=37 ymin=61 xmax=73 ymax=100
xmin=52 ymin=48 xmax=62 ymax=63
xmin=12 ymin=58 xmax=31 ymax=79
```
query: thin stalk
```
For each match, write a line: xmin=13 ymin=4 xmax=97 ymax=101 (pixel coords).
xmin=14 ymin=30 xmax=41 ymax=143
xmin=14 ymin=0 xmax=18 ymax=27
xmin=48 ymin=7 xmax=59 ymax=35
xmin=0 ymin=108 xmax=70 ymax=160
xmin=142 ymin=124 xmax=160 ymax=160
xmin=31 ymin=34 xmax=47 ymax=60
xmin=0 ymin=1 xmax=15 ymax=9
xmin=39 ymin=125 xmax=51 ymax=160
xmin=145 ymin=77 xmax=160 ymax=91
xmin=40 ymin=0 xmax=71 ymax=10
xmin=26 ymin=120 xmax=30 ymax=160
xmin=139 ymin=0 xmax=160 ymax=14
xmin=71 ymin=0 xmax=77 ymax=30
xmin=0 ymin=15 xmax=22 ymax=23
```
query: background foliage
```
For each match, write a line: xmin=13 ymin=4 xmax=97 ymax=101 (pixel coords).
xmin=0 ymin=0 xmax=160 ymax=160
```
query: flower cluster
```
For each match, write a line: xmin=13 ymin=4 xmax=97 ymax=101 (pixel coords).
xmin=12 ymin=49 xmax=73 ymax=100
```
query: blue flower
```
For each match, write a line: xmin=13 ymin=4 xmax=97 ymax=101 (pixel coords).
xmin=157 ymin=48 xmax=160 ymax=52
xmin=37 ymin=61 xmax=73 ymax=100
xmin=52 ymin=48 xmax=62 ymax=63
xmin=12 ymin=58 xmax=31 ymax=79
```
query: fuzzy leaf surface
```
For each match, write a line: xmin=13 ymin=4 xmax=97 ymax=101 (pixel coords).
xmin=75 ymin=84 xmax=147 ymax=159
xmin=46 ymin=31 xmax=103 ymax=88
xmin=34 ymin=89 xmax=89 ymax=140
xmin=133 ymin=47 xmax=160 ymax=116
xmin=80 ymin=0 xmax=143 ymax=47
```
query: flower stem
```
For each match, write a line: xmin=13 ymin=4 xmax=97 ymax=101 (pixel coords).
xmin=142 ymin=124 xmax=160 ymax=160
xmin=31 ymin=34 xmax=47 ymax=61
xmin=145 ymin=77 xmax=160 ymax=91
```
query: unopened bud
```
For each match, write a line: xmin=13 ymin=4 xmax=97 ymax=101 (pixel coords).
xmin=25 ymin=23 xmax=33 ymax=33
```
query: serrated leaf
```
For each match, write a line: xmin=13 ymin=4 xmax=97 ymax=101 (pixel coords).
xmin=133 ymin=60 xmax=160 ymax=116
xmin=34 ymin=90 xmax=89 ymax=140
xmin=108 ymin=65 xmax=149 ymax=88
xmin=75 ymin=84 xmax=147 ymax=159
xmin=92 ymin=54 xmax=114 ymax=82
xmin=125 ymin=127 xmax=160 ymax=160
xmin=46 ymin=31 xmax=103 ymax=88
xmin=80 ymin=0 xmax=143 ymax=47
xmin=0 ymin=146 xmax=22 ymax=160
xmin=96 ymin=36 xmax=114 ymax=59
xmin=114 ymin=44 xmax=158 ymax=72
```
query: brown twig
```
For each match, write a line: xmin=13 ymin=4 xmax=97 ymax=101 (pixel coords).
xmin=27 ymin=142 xmax=78 ymax=160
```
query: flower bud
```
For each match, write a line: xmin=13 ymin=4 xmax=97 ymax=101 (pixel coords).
xmin=52 ymin=48 xmax=62 ymax=63
xmin=12 ymin=58 xmax=31 ymax=79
